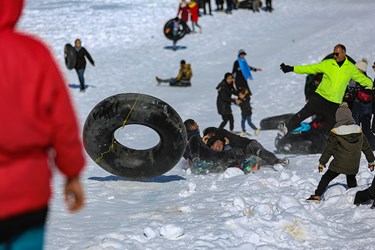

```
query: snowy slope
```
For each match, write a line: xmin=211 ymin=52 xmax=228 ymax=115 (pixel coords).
xmin=18 ymin=0 xmax=375 ymax=249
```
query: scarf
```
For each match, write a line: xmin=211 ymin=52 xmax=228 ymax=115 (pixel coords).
xmin=238 ymin=56 xmax=253 ymax=80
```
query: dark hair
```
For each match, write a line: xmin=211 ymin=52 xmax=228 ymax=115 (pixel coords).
xmin=75 ymin=38 xmax=81 ymax=43
xmin=224 ymin=72 xmax=232 ymax=79
xmin=203 ymin=127 xmax=217 ymax=136
xmin=335 ymin=44 xmax=346 ymax=52
xmin=184 ymin=119 xmax=196 ymax=130
xmin=207 ymin=135 xmax=225 ymax=148
xmin=180 ymin=60 xmax=186 ymax=65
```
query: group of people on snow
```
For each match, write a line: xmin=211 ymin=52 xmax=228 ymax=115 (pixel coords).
xmin=278 ymin=44 xmax=375 ymax=204
xmin=182 ymin=119 xmax=289 ymax=174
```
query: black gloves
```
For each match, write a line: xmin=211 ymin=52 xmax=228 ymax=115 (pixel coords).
xmin=280 ymin=63 xmax=294 ymax=73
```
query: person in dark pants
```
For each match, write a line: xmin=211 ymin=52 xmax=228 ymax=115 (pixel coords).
xmin=215 ymin=0 xmax=224 ymax=11
xmin=0 ymin=1 xmax=86 ymax=248
xmin=348 ymin=58 xmax=375 ymax=149
xmin=203 ymin=0 xmax=212 ymax=15
xmin=74 ymin=38 xmax=95 ymax=92
xmin=216 ymin=73 xmax=240 ymax=132
xmin=354 ymin=176 xmax=375 ymax=208
xmin=279 ymin=44 xmax=373 ymax=138
xmin=265 ymin=0 xmax=273 ymax=12
xmin=203 ymin=127 xmax=288 ymax=166
xmin=306 ymin=103 xmax=375 ymax=202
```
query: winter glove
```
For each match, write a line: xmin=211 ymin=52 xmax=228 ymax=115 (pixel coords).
xmin=280 ymin=63 xmax=294 ymax=73
xmin=368 ymin=161 xmax=375 ymax=171
xmin=318 ymin=163 xmax=326 ymax=173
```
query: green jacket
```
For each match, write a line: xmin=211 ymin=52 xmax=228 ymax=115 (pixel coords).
xmin=319 ymin=124 xmax=375 ymax=175
xmin=294 ymin=57 xmax=373 ymax=104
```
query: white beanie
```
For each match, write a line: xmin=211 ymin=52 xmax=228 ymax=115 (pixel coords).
xmin=355 ymin=58 xmax=368 ymax=72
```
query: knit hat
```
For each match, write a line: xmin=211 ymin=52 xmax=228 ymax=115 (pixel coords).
xmin=334 ymin=102 xmax=355 ymax=128
xmin=238 ymin=49 xmax=247 ymax=56
xmin=207 ymin=135 xmax=225 ymax=148
xmin=355 ymin=58 xmax=368 ymax=72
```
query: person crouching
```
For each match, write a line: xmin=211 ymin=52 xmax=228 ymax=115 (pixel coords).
xmin=306 ymin=102 xmax=375 ymax=202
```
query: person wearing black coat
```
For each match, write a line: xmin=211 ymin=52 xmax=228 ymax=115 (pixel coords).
xmin=74 ymin=39 xmax=95 ymax=92
xmin=203 ymin=127 xmax=288 ymax=166
xmin=216 ymin=73 xmax=240 ymax=131
xmin=232 ymin=49 xmax=261 ymax=95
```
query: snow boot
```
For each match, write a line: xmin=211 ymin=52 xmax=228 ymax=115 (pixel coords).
xmin=306 ymin=195 xmax=321 ymax=203
xmin=354 ymin=189 xmax=372 ymax=206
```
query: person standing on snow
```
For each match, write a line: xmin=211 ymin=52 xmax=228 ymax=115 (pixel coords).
xmin=177 ymin=0 xmax=190 ymax=23
xmin=238 ymin=90 xmax=261 ymax=137
xmin=188 ymin=0 xmax=202 ymax=33
xmin=232 ymin=49 xmax=262 ymax=95
xmin=278 ymin=44 xmax=373 ymax=139
xmin=348 ymin=58 xmax=375 ymax=149
xmin=0 ymin=0 xmax=86 ymax=248
xmin=216 ymin=73 xmax=241 ymax=132
xmin=74 ymin=38 xmax=95 ymax=92
xmin=306 ymin=103 xmax=375 ymax=202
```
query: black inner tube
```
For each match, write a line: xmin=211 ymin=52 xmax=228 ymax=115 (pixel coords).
xmin=83 ymin=93 xmax=187 ymax=180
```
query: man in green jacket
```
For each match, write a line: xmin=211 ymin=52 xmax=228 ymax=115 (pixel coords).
xmin=278 ymin=44 xmax=373 ymax=138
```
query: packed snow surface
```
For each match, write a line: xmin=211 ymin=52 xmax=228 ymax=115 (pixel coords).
xmin=19 ymin=0 xmax=375 ymax=249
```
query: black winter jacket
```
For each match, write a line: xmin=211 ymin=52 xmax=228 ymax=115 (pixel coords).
xmin=232 ymin=60 xmax=257 ymax=94
xmin=216 ymin=80 xmax=237 ymax=115
xmin=239 ymin=94 xmax=252 ymax=116
xmin=74 ymin=47 xmax=94 ymax=70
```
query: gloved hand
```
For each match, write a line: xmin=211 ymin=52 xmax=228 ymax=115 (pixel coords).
xmin=368 ymin=161 xmax=375 ymax=171
xmin=280 ymin=63 xmax=294 ymax=73
xmin=318 ymin=163 xmax=326 ymax=173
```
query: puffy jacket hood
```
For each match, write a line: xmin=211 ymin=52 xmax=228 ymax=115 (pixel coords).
xmin=0 ymin=0 xmax=24 ymax=30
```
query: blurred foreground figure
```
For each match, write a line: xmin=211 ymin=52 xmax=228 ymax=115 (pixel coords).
xmin=0 ymin=0 xmax=86 ymax=249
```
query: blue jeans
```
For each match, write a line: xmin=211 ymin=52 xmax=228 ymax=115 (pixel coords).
xmin=76 ymin=67 xmax=86 ymax=90
xmin=0 ymin=226 xmax=45 ymax=250
xmin=241 ymin=114 xmax=257 ymax=132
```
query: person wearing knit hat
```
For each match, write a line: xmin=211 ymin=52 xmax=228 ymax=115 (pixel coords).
xmin=347 ymin=57 xmax=375 ymax=149
xmin=232 ymin=49 xmax=262 ymax=95
xmin=355 ymin=58 xmax=368 ymax=73
xmin=306 ymin=102 xmax=375 ymax=203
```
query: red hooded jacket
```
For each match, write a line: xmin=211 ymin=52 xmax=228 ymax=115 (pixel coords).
xmin=0 ymin=0 xmax=85 ymax=219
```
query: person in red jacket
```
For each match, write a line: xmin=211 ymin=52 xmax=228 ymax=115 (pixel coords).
xmin=0 ymin=0 xmax=86 ymax=249
xmin=188 ymin=0 xmax=202 ymax=33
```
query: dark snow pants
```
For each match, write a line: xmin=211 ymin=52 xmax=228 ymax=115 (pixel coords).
xmin=315 ymin=169 xmax=357 ymax=196
xmin=188 ymin=136 xmax=243 ymax=163
xmin=245 ymin=140 xmax=279 ymax=165
xmin=219 ymin=114 xmax=234 ymax=131
xmin=287 ymin=93 xmax=339 ymax=133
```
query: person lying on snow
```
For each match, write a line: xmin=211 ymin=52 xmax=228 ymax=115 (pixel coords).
xmin=203 ymin=127 xmax=289 ymax=167
xmin=155 ymin=60 xmax=192 ymax=87
xmin=306 ymin=102 xmax=375 ymax=203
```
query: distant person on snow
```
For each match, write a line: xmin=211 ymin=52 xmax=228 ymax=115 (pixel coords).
xmin=177 ymin=0 xmax=190 ymax=25
xmin=216 ymin=73 xmax=241 ymax=132
xmin=0 ymin=0 xmax=86 ymax=249
xmin=232 ymin=49 xmax=262 ymax=95
xmin=74 ymin=38 xmax=95 ymax=92
xmin=188 ymin=0 xmax=202 ymax=33
xmin=278 ymin=44 xmax=373 ymax=140
xmin=238 ymin=90 xmax=261 ymax=137
xmin=347 ymin=58 xmax=375 ymax=149
xmin=265 ymin=0 xmax=273 ymax=12
xmin=156 ymin=60 xmax=193 ymax=87
xmin=306 ymin=103 xmax=375 ymax=203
